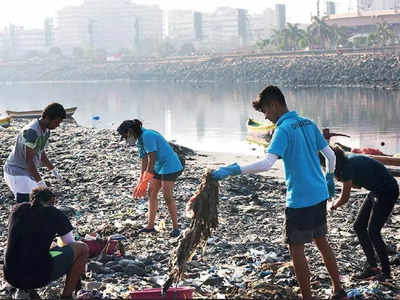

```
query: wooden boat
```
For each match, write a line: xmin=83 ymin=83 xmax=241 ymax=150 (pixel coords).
xmin=0 ymin=115 xmax=11 ymax=128
xmin=247 ymin=118 xmax=275 ymax=147
xmin=6 ymin=107 xmax=77 ymax=119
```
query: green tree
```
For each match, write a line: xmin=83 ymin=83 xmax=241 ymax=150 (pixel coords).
xmin=285 ymin=23 xmax=304 ymax=50
xmin=309 ymin=16 xmax=332 ymax=49
xmin=256 ymin=39 xmax=270 ymax=50
xmin=375 ymin=23 xmax=394 ymax=46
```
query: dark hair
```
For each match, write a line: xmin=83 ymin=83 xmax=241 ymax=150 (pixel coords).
xmin=117 ymin=119 xmax=143 ymax=138
xmin=42 ymin=103 xmax=66 ymax=120
xmin=30 ymin=187 xmax=55 ymax=208
xmin=252 ymin=85 xmax=287 ymax=112
xmin=332 ymin=145 xmax=348 ymax=181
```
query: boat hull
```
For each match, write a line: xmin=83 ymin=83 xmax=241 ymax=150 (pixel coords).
xmin=247 ymin=118 xmax=275 ymax=147
xmin=6 ymin=107 xmax=77 ymax=119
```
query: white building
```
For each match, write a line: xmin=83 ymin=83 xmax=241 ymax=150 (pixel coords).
xmin=0 ymin=25 xmax=50 ymax=58
xmin=275 ymin=4 xmax=286 ymax=30
xmin=168 ymin=10 xmax=196 ymax=42
xmin=202 ymin=7 xmax=249 ymax=52
xmin=56 ymin=0 xmax=162 ymax=55
xmin=249 ymin=8 xmax=275 ymax=41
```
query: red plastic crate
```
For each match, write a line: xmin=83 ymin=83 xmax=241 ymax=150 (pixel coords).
xmin=130 ymin=287 xmax=194 ymax=299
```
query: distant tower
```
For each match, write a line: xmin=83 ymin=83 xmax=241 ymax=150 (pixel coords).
xmin=44 ymin=18 xmax=54 ymax=47
xmin=327 ymin=1 xmax=336 ymax=15
xmin=275 ymin=4 xmax=286 ymax=30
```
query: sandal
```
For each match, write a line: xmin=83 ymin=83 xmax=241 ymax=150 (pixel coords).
xmin=138 ymin=227 xmax=157 ymax=234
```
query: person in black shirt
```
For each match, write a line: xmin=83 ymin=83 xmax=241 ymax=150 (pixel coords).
xmin=4 ymin=187 xmax=89 ymax=298
xmin=330 ymin=146 xmax=399 ymax=280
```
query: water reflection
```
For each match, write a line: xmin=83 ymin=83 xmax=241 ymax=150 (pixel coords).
xmin=1 ymin=82 xmax=399 ymax=154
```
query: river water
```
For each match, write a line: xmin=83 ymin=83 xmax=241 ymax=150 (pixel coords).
xmin=1 ymin=81 xmax=400 ymax=155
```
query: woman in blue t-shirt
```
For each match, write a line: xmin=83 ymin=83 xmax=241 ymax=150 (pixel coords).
xmin=117 ymin=119 xmax=183 ymax=238
xmin=331 ymin=146 xmax=399 ymax=280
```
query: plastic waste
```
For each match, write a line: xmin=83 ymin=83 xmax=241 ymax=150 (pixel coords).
xmin=91 ymin=115 xmax=101 ymax=128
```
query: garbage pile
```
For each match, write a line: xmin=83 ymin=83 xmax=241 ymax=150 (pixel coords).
xmin=0 ymin=119 xmax=399 ymax=299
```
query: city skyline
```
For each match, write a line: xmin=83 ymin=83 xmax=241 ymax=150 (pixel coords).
xmin=1 ymin=0 xmax=353 ymax=29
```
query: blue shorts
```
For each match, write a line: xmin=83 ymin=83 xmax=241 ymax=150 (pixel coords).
xmin=49 ymin=245 xmax=74 ymax=281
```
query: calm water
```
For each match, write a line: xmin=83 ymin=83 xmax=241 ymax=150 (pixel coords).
xmin=1 ymin=81 xmax=400 ymax=155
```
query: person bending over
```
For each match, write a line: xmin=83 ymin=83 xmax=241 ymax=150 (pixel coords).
xmin=4 ymin=187 xmax=89 ymax=299
xmin=331 ymin=146 xmax=398 ymax=280
xmin=117 ymin=119 xmax=183 ymax=238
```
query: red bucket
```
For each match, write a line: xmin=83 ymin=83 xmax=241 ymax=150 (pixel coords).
xmin=130 ymin=287 xmax=194 ymax=300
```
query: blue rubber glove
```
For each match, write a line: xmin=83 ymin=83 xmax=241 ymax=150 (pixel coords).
xmin=211 ymin=163 xmax=241 ymax=180
xmin=325 ymin=173 xmax=335 ymax=198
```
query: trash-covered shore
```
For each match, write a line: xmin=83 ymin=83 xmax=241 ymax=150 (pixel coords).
xmin=1 ymin=54 xmax=400 ymax=90
xmin=1 ymin=120 xmax=399 ymax=299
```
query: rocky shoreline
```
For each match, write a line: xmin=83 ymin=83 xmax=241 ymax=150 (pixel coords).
xmin=0 ymin=120 xmax=399 ymax=299
xmin=1 ymin=53 xmax=400 ymax=90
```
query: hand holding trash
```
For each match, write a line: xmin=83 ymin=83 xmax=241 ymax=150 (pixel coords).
xmin=133 ymin=171 xmax=153 ymax=198
xmin=325 ymin=173 xmax=335 ymax=198
xmin=37 ymin=179 xmax=47 ymax=188
xmin=51 ymin=168 xmax=64 ymax=184
xmin=211 ymin=163 xmax=241 ymax=180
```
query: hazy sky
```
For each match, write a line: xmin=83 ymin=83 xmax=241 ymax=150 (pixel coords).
xmin=1 ymin=0 xmax=355 ymax=29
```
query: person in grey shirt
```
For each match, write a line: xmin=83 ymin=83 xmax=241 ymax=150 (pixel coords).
xmin=4 ymin=103 xmax=67 ymax=203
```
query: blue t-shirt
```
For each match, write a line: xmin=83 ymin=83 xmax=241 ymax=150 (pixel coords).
xmin=136 ymin=128 xmax=183 ymax=174
xmin=267 ymin=111 xmax=329 ymax=208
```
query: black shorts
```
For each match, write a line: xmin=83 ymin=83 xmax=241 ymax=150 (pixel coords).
xmin=153 ymin=170 xmax=182 ymax=182
xmin=49 ymin=245 xmax=74 ymax=281
xmin=283 ymin=200 xmax=328 ymax=244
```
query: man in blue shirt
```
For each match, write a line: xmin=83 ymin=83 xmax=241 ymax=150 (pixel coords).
xmin=212 ymin=86 xmax=345 ymax=300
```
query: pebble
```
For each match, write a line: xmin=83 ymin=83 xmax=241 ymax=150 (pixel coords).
xmin=0 ymin=120 xmax=399 ymax=299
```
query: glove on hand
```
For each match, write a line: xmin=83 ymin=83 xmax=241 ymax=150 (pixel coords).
xmin=51 ymin=168 xmax=64 ymax=184
xmin=211 ymin=163 xmax=241 ymax=180
xmin=325 ymin=173 xmax=335 ymax=198
xmin=37 ymin=180 xmax=47 ymax=188
xmin=133 ymin=171 xmax=154 ymax=198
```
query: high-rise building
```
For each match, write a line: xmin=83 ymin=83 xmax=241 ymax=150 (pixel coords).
xmin=56 ymin=0 xmax=162 ymax=54
xmin=275 ymin=4 xmax=286 ymax=30
xmin=168 ymin=10 xmax=202 ymax=42
xmin=249 ymin=8 xmax=275 ymax=41
xmin=202 ymin=7 xmax=249 ymax=51
xmin=327 ymin=1 xmax=336 ymax=15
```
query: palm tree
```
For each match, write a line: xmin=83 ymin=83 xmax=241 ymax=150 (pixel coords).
xmin=330 ymin=24 xmax=351 ymax=48
xmin=270 ymin=29 xmax=284 ymax=50
xmin=298 ymin=27 xmax=315 ymax=50
xmin=309 ymin=16 xmax=332 ymax=49
xmin=375 ymin=23 xmax=395 ymax=46
xmin=256 ymin=39 xmax=270 ymax=50
xmin=285 ymin=23 xmax=303 ymax=50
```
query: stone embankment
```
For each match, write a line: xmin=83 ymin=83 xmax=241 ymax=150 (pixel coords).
xmin=0 ymin=53 xmax=399 ymax=89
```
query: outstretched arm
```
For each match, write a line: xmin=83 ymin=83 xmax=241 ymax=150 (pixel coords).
xmin=240 ymin=153 xmax=279 ymax=174
xmin=212 ymin=153 xmax=279 ymax=180
xmin=331 ymin=180 xmax=352 ymax=210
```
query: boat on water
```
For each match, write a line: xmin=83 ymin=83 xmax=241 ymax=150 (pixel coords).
xmin=0 ymin=115 xmax=11 ymax=128
xmin=247 ymin=118 xmax=400 ymax=172
xmin=6 ymin=107 xmax=77 ymax=119
xmin=247 ymin=118 xmax=275 ymax=147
